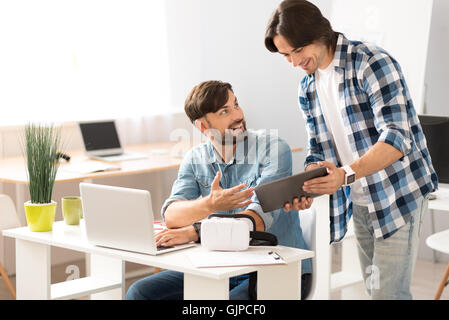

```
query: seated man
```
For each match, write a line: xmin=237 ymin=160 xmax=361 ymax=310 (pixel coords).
xmin=126 ymin=80 xmax=312 ymax=300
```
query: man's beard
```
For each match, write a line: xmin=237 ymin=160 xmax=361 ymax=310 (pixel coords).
xmin=221 ymin=120 xmax=248 ymax=146
xmin=205 ymin=119 xmax=248 ymax=146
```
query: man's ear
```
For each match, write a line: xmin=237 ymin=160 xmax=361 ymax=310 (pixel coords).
xmin=194 ymin=118 xmax=206 ymax=133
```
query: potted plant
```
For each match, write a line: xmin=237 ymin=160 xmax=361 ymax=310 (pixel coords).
xmin=23 ymin=124 xmax=62 ymax=232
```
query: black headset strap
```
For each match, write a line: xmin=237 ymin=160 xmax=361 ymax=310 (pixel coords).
xmin=208 ymin=213 xmax=256 ymax=230
xmin=208 ymin=213 xmax=278 ymax=246
xmin=249 ymin=231 xmax=278 ymax=246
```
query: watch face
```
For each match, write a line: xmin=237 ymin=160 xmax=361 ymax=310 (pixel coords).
xmin=347 ymin=174 xmax=356 ymax=184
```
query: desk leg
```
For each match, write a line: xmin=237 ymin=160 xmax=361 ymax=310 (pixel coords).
xmin=430 ymin=209 xmax=439 ymax=263
xmin=15 ymin=184 xmax=26 ymax=226
xmin=89 ymin=254 xmax=125 ymax=300
xmin=184 ymin=274 xmax=229 ymax=300
xmin=257 ymin=262 xmax=301 ymax=300
xmin=83 ymin=179 xmax=93 ymax=277
xmin=16 ymin=239 xmax=51 ymax=300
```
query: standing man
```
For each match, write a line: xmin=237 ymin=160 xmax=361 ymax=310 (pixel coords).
xmin=264 ymin=0 xmax=437 ymax=299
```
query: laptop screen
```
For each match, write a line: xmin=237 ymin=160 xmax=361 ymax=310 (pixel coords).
xmin=79 ymin=121 xmax=121 ymax=151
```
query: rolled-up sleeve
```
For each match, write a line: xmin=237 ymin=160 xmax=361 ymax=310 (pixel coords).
xmin=248 ymin=137 xmax=293 ymax=230
xmin=363 ymin=53 xmax=413 ymax=157
xmin=160 ymin=150 xmax=200 ymax=221
xmin=246 ymin=202 xmax=273 ymax=230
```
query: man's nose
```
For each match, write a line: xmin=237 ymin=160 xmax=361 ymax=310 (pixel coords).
xmin=232 ymin=109 xmax=244 ymax=122
xmin=291 ymin=56 xmax=300 ymax=68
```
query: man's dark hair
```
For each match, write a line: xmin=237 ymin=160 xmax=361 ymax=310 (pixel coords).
xmin=265 ymin=0 xmax=338 ymax=53
xmin=184 ymin=80 xmax=234 ymax=123
xmin=292 ymin=196 xmax=299 ymax=202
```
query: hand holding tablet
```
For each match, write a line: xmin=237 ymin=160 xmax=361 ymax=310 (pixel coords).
xmin=254 ymin=166 xmax=328 ymax=212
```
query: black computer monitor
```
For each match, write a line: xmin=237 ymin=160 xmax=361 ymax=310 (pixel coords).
xmin=418 ymin=114 xmax=449 ymax=184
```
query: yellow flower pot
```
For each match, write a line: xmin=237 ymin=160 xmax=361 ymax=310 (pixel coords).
xmin=24 ymin=201 xmax=57 ymax=232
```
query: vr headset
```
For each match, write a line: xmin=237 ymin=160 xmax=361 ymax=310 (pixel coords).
xmin=200 ymin=213 xmax=278 ymax=251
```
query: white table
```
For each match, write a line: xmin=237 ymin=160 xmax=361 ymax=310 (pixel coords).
xmin=425 ymin=187 xmax=449 ymax=299
xmin=428 ymin=187 xmax=449 ymax=262
xmin=2 ymin=221 xmax=314 ymax=300
xmin=426 ymin=229 xmax=449 ymax=255
xmin=426 ymin=229 xmax=449 ymax=299
xmin=428 ymin=187 xmax=449 ymax=212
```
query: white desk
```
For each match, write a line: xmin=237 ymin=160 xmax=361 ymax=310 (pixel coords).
xmin=428 ymin=187 xmax=449 ymax=212
xmin=426 ymin=229 xmax=449 ymax=299
xmin=428 ymin=187 xmax=449 ymax=262
xmin=426 ymin=229 xmax=449 ymax=255
xmin=2 ymin=221 xmax=314 ymax=300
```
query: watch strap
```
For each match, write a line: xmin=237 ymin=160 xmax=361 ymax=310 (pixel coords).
xmin=192 ymin=222 xmax=201 ymax=243
xmin=342 ymin=165 xmax=356 ymax=186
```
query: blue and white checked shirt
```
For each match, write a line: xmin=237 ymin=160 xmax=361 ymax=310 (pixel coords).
xmin=299 ymin=34 xmax=438 ymax=243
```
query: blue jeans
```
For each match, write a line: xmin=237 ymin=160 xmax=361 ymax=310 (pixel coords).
xmin=126 ymin=271 xmax=251 ymax=300
xmin=126 ymin=270 xmax=312 ymax=300
xmin=352 ymin=196 xmax=428 ymax=299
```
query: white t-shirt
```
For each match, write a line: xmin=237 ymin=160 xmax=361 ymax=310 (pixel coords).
xmin=315 ymin=60 xmax=368 ymax=205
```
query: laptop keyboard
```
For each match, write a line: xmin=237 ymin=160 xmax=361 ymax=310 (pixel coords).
xmin=99 ymin=153 xmax=123 ymax=157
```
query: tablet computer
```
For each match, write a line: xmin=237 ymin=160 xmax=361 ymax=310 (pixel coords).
xmin=254 ymin=166 xmax=328 ymax=212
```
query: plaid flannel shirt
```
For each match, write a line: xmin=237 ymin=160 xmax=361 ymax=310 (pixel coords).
xmin=299 ymin=34 xmax=438 ymax=243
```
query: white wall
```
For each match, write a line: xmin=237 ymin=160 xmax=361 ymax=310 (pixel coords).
xmin=330 ymin=0 xmax=433 ymax=114
xmin=424 ymin=0 xmax=449 ymax=116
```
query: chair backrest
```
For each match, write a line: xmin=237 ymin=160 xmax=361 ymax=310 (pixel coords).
xmin=0 ymin=194 xmax=20 ymax=273
xmin=0 ymin=194 xmax=20 ymax=230
xmin=299 ymin=207 xmax=316 ymax=300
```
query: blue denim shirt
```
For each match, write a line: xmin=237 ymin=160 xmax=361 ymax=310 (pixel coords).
xmin=161 ymin=130 xmax=312 ymax=274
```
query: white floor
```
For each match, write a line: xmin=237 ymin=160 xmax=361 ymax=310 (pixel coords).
xmin=330 ymin=258 xmax=449 ymax=300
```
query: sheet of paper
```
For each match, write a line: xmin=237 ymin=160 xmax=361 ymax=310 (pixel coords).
xmin=187 ymin=248 xmax=286 ymax=268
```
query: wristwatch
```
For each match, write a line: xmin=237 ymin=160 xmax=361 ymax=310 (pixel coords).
xmin=192 ymin=222 xmax=201 ymax=243
xmin=341 ymin=165 xmax=356 ymax=186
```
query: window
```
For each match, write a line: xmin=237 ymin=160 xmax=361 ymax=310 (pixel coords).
xmin=0 ymin=0 xmax=171 ymax=126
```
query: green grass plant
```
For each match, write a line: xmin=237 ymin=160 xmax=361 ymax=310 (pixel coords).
xmin=24 ymin=124 xmax=62 ymax=204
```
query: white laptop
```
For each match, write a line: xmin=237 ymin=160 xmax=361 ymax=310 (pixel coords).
xmin=78 ymin=120 xmax=147 ymax=162
xmin=79 ymin=182 xmax=196 ymax=255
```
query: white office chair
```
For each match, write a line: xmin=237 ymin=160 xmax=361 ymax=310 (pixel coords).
xmin=299 ymin=195 xmax=363 ymax=300
xmin=299 ymin=207 xmax=316 ymax=299
xmin=0 ymin=194 xmax=20 ymax=299
xmin=426 ymin=229 xmax=449 ymax=300
xmin=298 ymin=195 xmax=332 ymax=300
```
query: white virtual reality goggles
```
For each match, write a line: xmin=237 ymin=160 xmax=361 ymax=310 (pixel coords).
xmin=199 ymin=213 xmax=278 ymax=251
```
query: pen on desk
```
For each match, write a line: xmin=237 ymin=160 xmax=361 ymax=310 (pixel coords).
xmin=268 ymin=251 xmax=282 ymax=260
